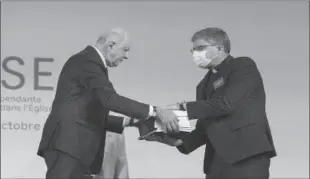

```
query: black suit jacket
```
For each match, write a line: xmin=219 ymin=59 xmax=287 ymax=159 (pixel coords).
xmin=37 ymin=46 xmax=150 ymax=174
xmin=177 ymin=55 xmax=276 ymax=174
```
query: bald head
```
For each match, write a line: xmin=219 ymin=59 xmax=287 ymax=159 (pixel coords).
xmin=96 ymin=28 xmax=130 ymax=47
xmin=95 ymin=28 xmax=131 ymax=67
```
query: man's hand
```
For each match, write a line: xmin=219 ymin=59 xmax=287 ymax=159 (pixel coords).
xmin=155 ymin=107 xmax=180 ymax=133
xmin=165 ymin=100 xmax=187 ymax=111
xmin=145 ymin=135 xmax=183 ymax=146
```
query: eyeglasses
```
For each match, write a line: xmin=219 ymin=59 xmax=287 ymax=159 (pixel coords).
xmin=190 ymin=45 xmax=216 ymax=53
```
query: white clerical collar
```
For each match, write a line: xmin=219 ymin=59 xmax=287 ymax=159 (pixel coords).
xmin=91 ymin=45 xmax=107 ymax=68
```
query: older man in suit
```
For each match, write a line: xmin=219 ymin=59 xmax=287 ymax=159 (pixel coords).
xmin=148 ymin=27 xmax=277 ymax=179
xmin=37 ymin=28 xmax=180 ymax=179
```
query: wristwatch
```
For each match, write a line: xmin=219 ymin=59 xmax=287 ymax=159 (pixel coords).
xmin=129 ymin=117 xmax=135 ymax=126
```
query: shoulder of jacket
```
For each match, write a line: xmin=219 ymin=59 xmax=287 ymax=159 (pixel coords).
xmin=231 ymin=56 xmax=257 ymax=69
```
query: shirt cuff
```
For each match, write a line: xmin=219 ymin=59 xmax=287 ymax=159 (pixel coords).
xmin=122 ymin=117 xmax=127 ymax=127
xmin=148 ymin=105 xmax=156 ymax=118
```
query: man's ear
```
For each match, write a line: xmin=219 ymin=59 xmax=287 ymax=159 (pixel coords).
xmin=108 ymin=41 xmax=116 ymax=51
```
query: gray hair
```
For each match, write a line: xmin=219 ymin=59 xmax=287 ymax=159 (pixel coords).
xmin=96 ymin=27 xmax=129 ymax=45
xmin=191 ymin=27 xmax=231 ymax=53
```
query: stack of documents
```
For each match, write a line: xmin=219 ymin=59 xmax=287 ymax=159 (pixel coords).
xmin=154 ymin=110 xmax=192 ymax=132
xmin=138 ymin=110 xmax=194 ymax=140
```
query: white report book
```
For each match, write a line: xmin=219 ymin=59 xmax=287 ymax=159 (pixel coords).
xmin=154 ymin=110 xmax=193 ymax=132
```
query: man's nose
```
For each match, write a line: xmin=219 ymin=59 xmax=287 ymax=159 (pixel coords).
xmin=124 ymin=52 xmax=129 ymax=60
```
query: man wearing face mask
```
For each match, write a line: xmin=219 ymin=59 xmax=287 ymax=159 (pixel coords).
xmin=146 ymin=27 xmax=277 ymax=178
xmin=37 ymin=28 xmax=180 ymax=179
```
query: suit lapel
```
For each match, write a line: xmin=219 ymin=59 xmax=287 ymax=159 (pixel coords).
xmin=85 ymin=46 xmax=109 ymax=78
xmin=205 ymin=55 xmax=233 ymax=99
xmin=197 ymin=71 xmax=211 ymax=100
xmin=205 ymin=71 xmax=215 ymax=99
xmin=197 ymin=83 xmax=205 ymax=100
xmin=105 ymin=68 xmax=109 ymax=79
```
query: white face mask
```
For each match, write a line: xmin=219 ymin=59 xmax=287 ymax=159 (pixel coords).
xmin=192 ymin=50 xmax=219 ymax=68
xmin=192 ymin=50 xmax=211 ymax=68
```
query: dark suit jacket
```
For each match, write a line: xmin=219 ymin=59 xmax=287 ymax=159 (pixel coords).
xmin=37 ymin=46 xmax=150 ymax=174
xmin=177 ymin=55 xmax=276 ymax=174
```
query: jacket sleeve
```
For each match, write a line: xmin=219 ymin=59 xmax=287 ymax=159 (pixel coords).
xmin=105 ymin=115 xmax=125 ymax=134
xmin=177 ymin=119 xmax=206 ymax=154
xmin=80 ymin=60 xmax=150 ymax=120
xmin=186 ymin=58 xmax=262 ymax=119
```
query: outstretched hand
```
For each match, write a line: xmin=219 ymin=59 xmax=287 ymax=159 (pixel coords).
xmin=155 ymin=107 xmax=180 ymax=133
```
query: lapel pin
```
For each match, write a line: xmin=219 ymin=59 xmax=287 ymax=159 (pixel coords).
xmin=213 ymin=76 xmax=224 ymax=90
